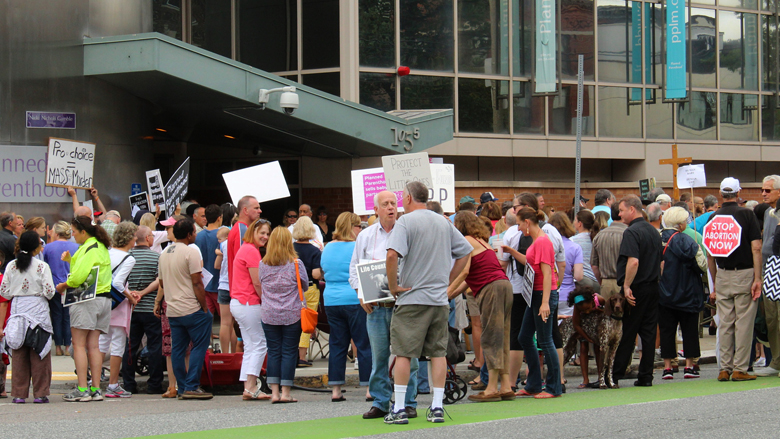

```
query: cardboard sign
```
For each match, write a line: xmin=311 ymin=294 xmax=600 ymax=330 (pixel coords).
xmin=381 ymin=152 xmax=432 ymax=193
xmin=356 ymin=260 xmax=394 ymax=304
xmin=45 ymin=137 xmax=96 ymax=190
xmin=350 ymin=168 xmax=404 ymax=215
xmin=129 ymin=192 xmax=150 ymax=212
xmin=430 ymin=163 xmax=455 ymax=212
xmin=146 ymin=169 xmax=166 ymax=212
xmin=164 ymin=158 xmax=190 ymax=214
xmin=677 ymin=164 xmax=706 ymax=189
xmin=222 ymin=161 xmax=290 ymax=205
xmin=0 ymin=145 xmax=75 ymax=203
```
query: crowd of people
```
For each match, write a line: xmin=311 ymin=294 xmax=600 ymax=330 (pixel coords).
xmin=1 ymin=175 xmax=779 ymax=424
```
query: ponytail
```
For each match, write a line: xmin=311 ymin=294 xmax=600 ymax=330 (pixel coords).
xmin=72 ymin=216 xmax=112 ymax=248
xmin=14 ymin=231 xmax=41 ymax=272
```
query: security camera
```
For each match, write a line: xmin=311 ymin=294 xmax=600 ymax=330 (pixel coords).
xmin=280 ymin=91 xmax=298 ymax=115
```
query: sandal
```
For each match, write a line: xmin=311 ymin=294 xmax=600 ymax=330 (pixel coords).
xmin=243 ymin=388 xmax=271 ymax=400
xmin=515 ymin=389 xmax=539 ymax=397
xmin=467 ymin=360 xmax=482 ymax=372
xmin=577 ymin=383 xmax=589 ymax=389
xmin=467 ymin=379 xmax=480 ymax=386
xmin=533 ymin=392 xmax=561 ymax=399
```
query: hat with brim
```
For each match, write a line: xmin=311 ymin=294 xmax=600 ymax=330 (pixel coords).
xmin=160 ymin=217 xmax=177 ymax=227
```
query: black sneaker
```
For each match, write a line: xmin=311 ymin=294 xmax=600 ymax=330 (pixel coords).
xmin=662 ymin=369 xmax=674 ymax=380
xmin=684 ymin=367 xmax=700 ymax=379
xmin=384 ymin=408 xmax=408 ymax=425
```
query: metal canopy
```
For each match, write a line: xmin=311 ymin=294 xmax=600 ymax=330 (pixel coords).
xmin=83 ymin=33 xmax=453 ymax=158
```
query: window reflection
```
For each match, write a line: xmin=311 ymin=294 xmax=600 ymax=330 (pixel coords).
xmin=302 ymin=72 xmax=341 ymax=96
xmin=400 ymin=76 xmax=454 ymax=110
xmin=720 ymin=93 xmax=758 ymax=141
xmin=400 ymin=0 xmax=454 ymax=71
xmin=458 ymin=0 xmax=509 ymax=75
xmin=360 ymin=0 xmax=395 ymax=67
xmin=360 ymin=73 xmax=397 ymax=111
xmin=762 ymin=95 xmax=780 ymax=141
xmin=153 ymin=0 xmax=182 ymax=40
xmin=512 ymin=0 xmax=533 ymax=76
xmin=302 ymin=0 xmax=340 ymax=69
xmin=238 ymin=0 xmax=298 ymax=72
xmin=458 ymin=78 xmax=509 ymax=133
xmin=677 ymin=91 xmax=716 ymax=140
xmin=561 ymin=0 xmax=595 ymax=80
xmin=762 ymin=14 xmax=778 ymax=91
xmin=548 ymin=84 xmax=594 ymax=135
xmin=598 ymin=87 xmax=642 ymax=138
xmin=719 ymin=12 xmax=759 ymax=91
xmin=191 ymin=0 xmax=232 ymax=58
xmin=646 ymin=96 xmax=673 ymax=139
xmin=689 ymin=9 xmax=716 ymax=89
xmin=513 ymin=81 xmax=545 ymax=133
xmin=720 ymin=0 xmax=757 ymax=9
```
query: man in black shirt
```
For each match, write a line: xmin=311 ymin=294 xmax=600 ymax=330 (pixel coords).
xmin=612 ymin=194 xmax=663 ymax=387
xmin=0 ymin=212 xmax=17 ymax=273
xmin=705 ymin=178 xmax=762 ymax=382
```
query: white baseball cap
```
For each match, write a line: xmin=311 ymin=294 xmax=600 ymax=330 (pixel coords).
xmin=655 ymin=194 xmax=672 ymax=204
xmin=720 ymin=177 xmax=741 ymax=194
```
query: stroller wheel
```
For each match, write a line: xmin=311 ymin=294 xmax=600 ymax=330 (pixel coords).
xmin=454 ymin=377 xmax=468 ymax=401
xmin=443 ymin=379 xmax=461 ymax=405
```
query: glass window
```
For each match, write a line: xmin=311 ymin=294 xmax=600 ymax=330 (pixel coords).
xmin=400 ymin=76 xmax=454 ymax=110
xmin=598 ymin=87 xmax=642 ymax=138
xmin=302 ymin=72 xmax=341 ymax=96
xmin=548 ymin=84 xmax=595 ymax=136
xmin=649 ymin=3 xmax=662 ymax=86
xmin=359 ymin=0 xmax=395 ymax=67
xmin=302 ymin=0 xmax=340 ymax=69
xmin=720 ymin=0 xmax=757 ymax=9
xmin=689 ymin=9 xmax=716 ymax=89
xmin=762 ymin=95 xmax=780 ymax=141
xmin=645 ymin=94 xmax=674 ymax=139
xmin=238 ymin=0 xmax=298 ymax=72
xmin=458 ymin=0 xmax=509 ymax=75
xmin=513 ymin=81 xmax=545 ymax=133
xmin=763 ymin=14 xmax=778 ymax=91
xmin=513 ymin=0 xmax=533 ymax=77
xmin=153 ymin=0 xmax=183 ymax=40
xmin=360 ymin=72 xmax=397 ymax=111
xmin=560 ymin=0 xmax=595 ymax=81
xmin=676 ymin=91 xmax=716 ymax=140
xmin=597 ymin=0 xmax=631 ymax=83
xmin=763 ymin=0 xmax=777 ymax=11
xmin=400 ymin=0 xmax=454 ymax=71
xmin=458 ymin=78 xmax=510 ymax=133
xmin=191 ymin=0 xmax=232 ymax=58
xmin=720 ymin=93 xmax=758 ymax=141
xmin=719 ymin=12 xmax=759 ymax=91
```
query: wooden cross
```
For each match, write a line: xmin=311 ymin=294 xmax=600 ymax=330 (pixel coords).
xmin=659 ymin=144 xmax=692 ymax=201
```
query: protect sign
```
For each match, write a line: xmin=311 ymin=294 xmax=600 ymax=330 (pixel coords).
xmin=703 ymin=215 xmax=742 ymax=257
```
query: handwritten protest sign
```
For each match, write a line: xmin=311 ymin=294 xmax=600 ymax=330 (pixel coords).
xmin=222 ymin=161 xmax=290 ymax=205
xmin=430 ymin=163 xmax=455 ymax=212
xmin=350 ymin=168 xmax=403 ymax=215
xmin=164 ymin=158 xmax=190 ymax=214
xmin=677 ymin=164 xmax=706 ymax=189
xmin=381 ymin=152 xmax=432 ymax=193
xmin=129 ymin=192 xmax=150 ymax=212
xmin=45 ymin=138 xmax=96 ymax=190
xmin=145 ymin=169 xmax=166 ymax=212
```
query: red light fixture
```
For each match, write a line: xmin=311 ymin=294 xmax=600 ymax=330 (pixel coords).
xmin=397 ymin=66 xmax=410 ymax=77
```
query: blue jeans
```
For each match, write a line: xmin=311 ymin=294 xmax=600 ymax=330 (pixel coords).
xmin=417 ymin=360 xmax=430 ymax=393
xmin=366 ymin=306 xmax=419 ymax=411
xmin=169 ymin=309 xmax=212 ymax=394
xmin=326 ymin=305 xmax=372 ymax=385
xmin=48 ymin=295 xmax=71 ymax=347
xmin=519 ymin=290 xmax=561 ymax=396
xmin=262 ymin=321 xmax=300 ymax=386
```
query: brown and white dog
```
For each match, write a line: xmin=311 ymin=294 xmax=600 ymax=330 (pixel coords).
xmin=560 ymin=293 xmax=627 ymax=389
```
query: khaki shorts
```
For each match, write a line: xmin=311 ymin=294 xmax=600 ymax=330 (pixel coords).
xmin=69 ymin=296 xmax=111 ymax=334
xmin=390 ymin=305 xmax=449 ymax=359
xmin=465 ymin=289 xmax=480 ymax=317
xmin=600 ymin=279 xmax=620 ymax=301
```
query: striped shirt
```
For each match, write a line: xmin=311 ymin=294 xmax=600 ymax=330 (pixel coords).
xmin=590 ymin=222 xmax=627 ymax=280
xmin=128 ymin=246 xmax=160 ymax=313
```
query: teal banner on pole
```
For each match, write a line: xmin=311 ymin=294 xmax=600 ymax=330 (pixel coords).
xmin=630 ymin=3 xmax=653 ymax=101
xmin=535 ymin=0 xmax=556 ymax=93
xmin=665 ymin=0 xmax=686 ymax=99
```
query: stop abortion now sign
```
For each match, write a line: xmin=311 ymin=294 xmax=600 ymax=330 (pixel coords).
xmin=703 ymin=215 xmax=742 ymax=257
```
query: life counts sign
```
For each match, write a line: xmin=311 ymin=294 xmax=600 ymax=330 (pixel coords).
xmin=45 ymin=138 xmax=96 ymax=190
xmin=703 ymin=215 xmax=742 ymax=258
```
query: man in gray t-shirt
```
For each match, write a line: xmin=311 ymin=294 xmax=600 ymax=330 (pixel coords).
xmin=384 ymin=181 xmax=471 ymax=424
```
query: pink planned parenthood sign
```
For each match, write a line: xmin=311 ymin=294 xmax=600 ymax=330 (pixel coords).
xmin=351 ymin=168 xmax=404 ymax=215
xmin=363 ymin=172 xmax=403 ymax=211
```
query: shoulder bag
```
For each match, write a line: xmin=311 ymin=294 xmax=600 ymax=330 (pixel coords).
xmin=296 ymin=260 xmax=318 ymax=333
xmin=110 ymin=254 xmax=132 ymax=309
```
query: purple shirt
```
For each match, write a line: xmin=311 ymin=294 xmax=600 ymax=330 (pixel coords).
xmin=258 ymin=259 xmax=308 ymax=326
xmin=560 ymin=237 xmax=583 ymax=303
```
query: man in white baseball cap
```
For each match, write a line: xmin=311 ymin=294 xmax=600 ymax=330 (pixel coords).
xmin=655 ymin=194 xmax=673 ymax=211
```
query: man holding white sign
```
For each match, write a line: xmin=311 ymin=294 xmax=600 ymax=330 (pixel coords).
xmin=349 ymin=190 xmax=420 ymax=420
xmin=704 ymin=178 xmax=762 ymax=382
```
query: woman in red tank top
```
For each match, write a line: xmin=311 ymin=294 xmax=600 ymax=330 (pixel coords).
xmin=448 ymin=212 xmax=514 ymax=402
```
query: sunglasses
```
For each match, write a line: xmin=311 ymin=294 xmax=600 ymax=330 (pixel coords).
xmin=257 ymin=219 xmax=271 ymax=226
xmin=762 ymin=189 xmax=774 ymax=193
xmin=286 ymin=215 xmax=298 ymax=218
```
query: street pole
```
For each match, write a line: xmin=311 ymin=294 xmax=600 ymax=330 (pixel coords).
xmin=574 ymin=54 xmax=584 ymax=216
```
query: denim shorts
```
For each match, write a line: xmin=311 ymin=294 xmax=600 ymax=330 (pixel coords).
xmin=217 ymin=289 xmax=231 ymax=305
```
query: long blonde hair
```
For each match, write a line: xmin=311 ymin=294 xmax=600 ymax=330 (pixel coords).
xmin=332 ymin=212 xmax=360 ymax=242
xmin=262 ymin=226 xmax=298 ymax=266
xmin=140 ymin=213 xmax=157 ymax=230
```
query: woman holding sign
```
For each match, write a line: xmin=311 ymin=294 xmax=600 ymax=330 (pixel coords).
xmin=55 ymin=216 xmax=112 ymax=403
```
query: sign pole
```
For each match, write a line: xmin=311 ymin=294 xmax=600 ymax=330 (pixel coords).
xmin=574 ymin=54 xmax=584 ymax=216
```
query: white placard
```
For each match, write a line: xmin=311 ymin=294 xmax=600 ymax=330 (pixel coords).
xmin=45 ymin=137 xmax=96 ymax=190
xmin=356 ymin=259 xmax=394 ymax=304
xmin=381 ymin=152 xmax=432 ymax=192
xmin=350 ymin=168 xmax=404 ymax=216
xmin=430 ymin=163 xmax=455 ymax=212
xmin=677 ymin=164 xmax=706 ymax=189
xmin=146 ymin=169 xmax=166 ymax=211
xmin=222 ymin=161 xmax=290 ymax=205
xmin=0 ymin=145 xmax=75 ymax=202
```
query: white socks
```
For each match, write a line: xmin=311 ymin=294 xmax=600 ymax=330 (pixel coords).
xmin=432 ymin=387 xmax=444 ymax=409
xmin=393 ymin=385 xmax=407 ymax=412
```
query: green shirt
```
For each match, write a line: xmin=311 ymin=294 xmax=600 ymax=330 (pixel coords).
xmin=66 ymin=236 xmax=112 ymax=295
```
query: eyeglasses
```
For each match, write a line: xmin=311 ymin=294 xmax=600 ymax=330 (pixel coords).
xmin=257 ymin=219 xmax=271 ymax=226
xmin=286 ymin=215 xmax=298 ymax=219
xmin=762 ymin=189 xmax=774 ymax=193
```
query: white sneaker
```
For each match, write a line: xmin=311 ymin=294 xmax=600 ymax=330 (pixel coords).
xmin=354 ymin=358 xmax=359 ymax=370
xmin=755 ymin=366 xmax=780 ymax=376
xmin=754 ymin=357 xmax=766 ymax=367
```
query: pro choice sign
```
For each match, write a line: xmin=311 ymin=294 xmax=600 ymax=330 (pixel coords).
xmin=703 ymin=215 xmax=742 ymax=257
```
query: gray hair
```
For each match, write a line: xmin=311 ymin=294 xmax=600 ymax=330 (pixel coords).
xmin=594 ymin=189 xmax=614 ymax=206
xmin=647 ymin=188 xmax=665 ymax=202
xmin=506 ymin=209 xmax=517 ymax=226
xmin=404 ymin=181 xmax=429 ymax=204
xmin=704 ymin=195 xmax=718 ymax=209
xmin=426 ymin=201 xmax=444 ymax=215
xmin=646 ymin=202 xmax=663 ymax=222
xmin=763 ymin=175 xmax=780 ymax=190
xmin=746 ymin=200 xmax=759 ymax=210
xmin=292 ymin=216 xmax=316 ymax=240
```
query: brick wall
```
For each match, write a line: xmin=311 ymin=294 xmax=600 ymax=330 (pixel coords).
xmin=302 ymin=187 xmax=355 ymax=216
